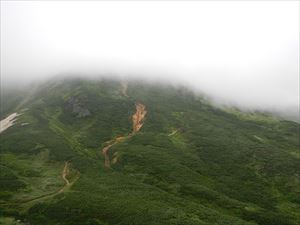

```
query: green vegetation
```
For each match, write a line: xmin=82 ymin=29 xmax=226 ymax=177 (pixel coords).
xmin=0 ymin=78 xmax=299 ymax=225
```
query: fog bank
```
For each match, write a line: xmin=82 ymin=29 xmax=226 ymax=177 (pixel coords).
xmin=1 ymin=1 xmax=299 ymax=120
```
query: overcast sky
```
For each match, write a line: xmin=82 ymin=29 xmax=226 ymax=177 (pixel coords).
xmin=1 ymin=1 xmax=299 ymax=117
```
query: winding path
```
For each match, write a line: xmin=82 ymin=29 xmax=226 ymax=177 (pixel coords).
xmin=121 ymin=82 xmax=129 ymax=97
xmin=3 ymin=161 xmax=76 ymax=205
xmin=101 ymin=102 xmax=147 ymax=169
xmin=168 ymin=129 xmax=179 ymax=137
xmin=59 ymin=161 xmax=71 ymax=193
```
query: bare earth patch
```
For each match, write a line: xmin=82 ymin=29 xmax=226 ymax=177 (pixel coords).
xmin=101 ymin=102 xmax=147 ymax=168
xmin=132 ymin=103 xmax=147 ymax=134
xmin=168 ymin=129 xmax=179 ymax=137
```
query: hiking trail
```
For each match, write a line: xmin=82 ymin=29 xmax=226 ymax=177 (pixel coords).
xmin=101 ymin=102 xmax=147 ymax=168
xmin=121 ymin=82 xmax=129 ymax=97
xmin=168 ymin=129 xmax=179 ymax=137
xmin=59 ymin=161 xmax=71 ymax=192
xmin=132 ymin=103 xmax=147 ymax=134
xmin=3 ymin=161 xmax=78 ymax=206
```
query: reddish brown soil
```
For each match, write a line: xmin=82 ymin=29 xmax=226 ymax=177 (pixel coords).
xmin=132 ymin=103 xmax=147 ymax=134
xmin=101 ymin=103 xmax=146 ymax=168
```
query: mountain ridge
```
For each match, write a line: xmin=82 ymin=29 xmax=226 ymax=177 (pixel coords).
xmin=0 ymin=77 xmax=299 ymax=225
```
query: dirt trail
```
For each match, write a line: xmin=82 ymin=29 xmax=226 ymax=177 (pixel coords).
xmin=0 ymin=113 xmax=19 ymax=134
xmin=101 ymin=103 xmax=146 ymax=168
xmin=121 ymin=82 xmax=129 ymax=97
xmin=102 ymin=143 xmax=115 ymax=168
xmin=6 ymin=161 xmax=77 ymax=205
xmin=132 ymin=103 xmax=147 ymax=134
xmin=59 ymin=161 xmax=71 ymax=192
xmin=168 ymin=129 xmax=178 ymax=137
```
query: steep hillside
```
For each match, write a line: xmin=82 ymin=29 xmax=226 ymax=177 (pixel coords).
xmin=0 ymin=78 xmax=299 ymax=225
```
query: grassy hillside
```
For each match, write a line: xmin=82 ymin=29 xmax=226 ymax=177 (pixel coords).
xmin=0 ymin=78 xmax=299 ymax=225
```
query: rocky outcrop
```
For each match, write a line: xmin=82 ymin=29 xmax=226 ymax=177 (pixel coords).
xmin=65 ymin=96 xmax=91 ymax=118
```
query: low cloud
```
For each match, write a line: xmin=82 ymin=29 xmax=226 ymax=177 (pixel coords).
xmin=1 ymin=1 xmax=299 ymax=121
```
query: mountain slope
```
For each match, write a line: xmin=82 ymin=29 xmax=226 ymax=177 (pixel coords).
xmin=0 ymin=78 xmax=299 ymax=225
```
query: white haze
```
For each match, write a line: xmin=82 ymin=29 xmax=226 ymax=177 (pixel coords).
xmin=1 ymin=1 xmax=299 ymax=120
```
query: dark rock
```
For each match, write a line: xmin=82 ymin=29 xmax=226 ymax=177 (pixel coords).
xmin=65 ymin=96 xmax=91 ymax=118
